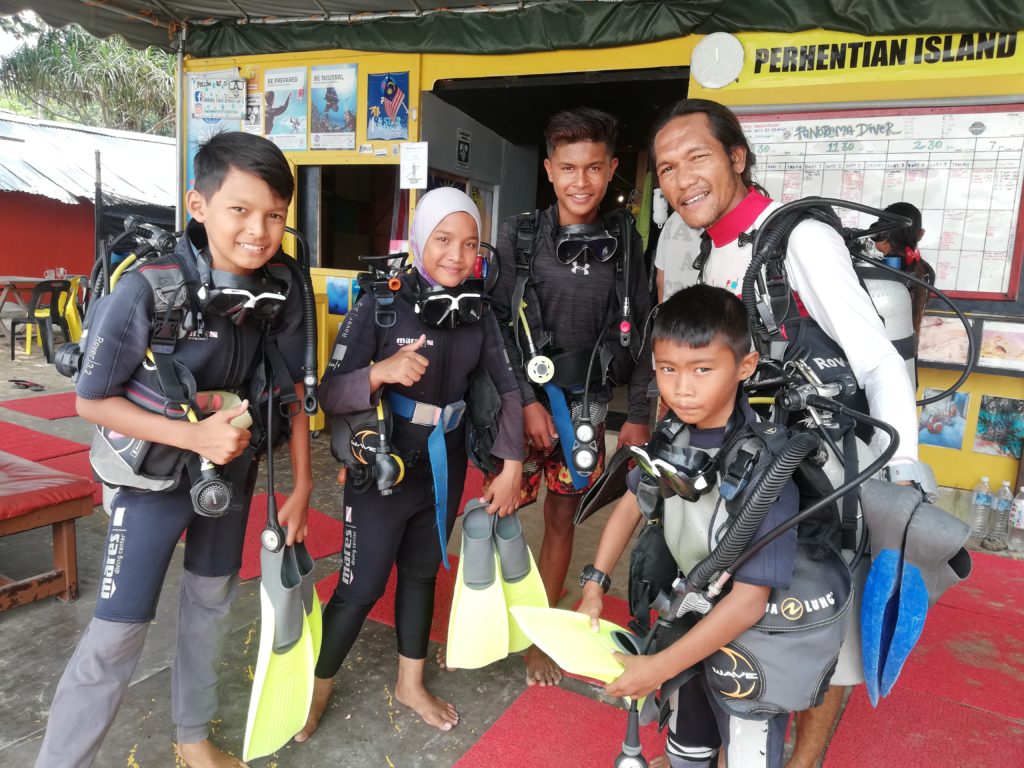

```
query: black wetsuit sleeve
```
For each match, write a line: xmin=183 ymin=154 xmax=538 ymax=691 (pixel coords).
xmin=480 ymin=310 xmax=525 ymax=461
xmin=489 ymin=216 xmax=537 ymax=407
xmin=626 ymin=229 xmax=653 ymax=424
xmin=75 ymin=272 xmax=153 ymax=400
xmin=732 ymin=480 xmax=799 ymax=589
xmin=319 ymin=292 xmax=381 ymax=415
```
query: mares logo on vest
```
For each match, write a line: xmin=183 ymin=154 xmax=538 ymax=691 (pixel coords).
xmin=708 ymin=646 xmax=764 ymax=700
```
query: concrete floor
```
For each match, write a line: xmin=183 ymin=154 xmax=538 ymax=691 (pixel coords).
xmin=0 ymin=352 xmax=631 ymax=768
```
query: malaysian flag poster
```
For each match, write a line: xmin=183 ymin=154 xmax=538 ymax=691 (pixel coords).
xmin=367 ymin=72 xmax=409 ymax=140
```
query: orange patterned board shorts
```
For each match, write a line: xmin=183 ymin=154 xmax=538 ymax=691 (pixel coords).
xmin=484 ymin=423 xmax=607 ymax=508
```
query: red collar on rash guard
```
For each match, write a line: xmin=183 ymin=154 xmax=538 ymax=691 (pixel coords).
xmin=706 ymin=189 xmax=773 ymax=247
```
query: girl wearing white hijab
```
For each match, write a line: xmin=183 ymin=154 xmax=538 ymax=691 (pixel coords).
xmin=299 ymin=187 xmax=524 ymax=741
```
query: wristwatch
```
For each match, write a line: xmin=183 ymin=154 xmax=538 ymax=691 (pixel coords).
xmin=883 ymin=461 xmax=938 ymax=502
xmin=579 ymin=564 xmax=611 ymax=593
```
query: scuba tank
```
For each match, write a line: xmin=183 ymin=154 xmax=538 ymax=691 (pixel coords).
xmin=854 ymin=257 xmax=917 ymax=389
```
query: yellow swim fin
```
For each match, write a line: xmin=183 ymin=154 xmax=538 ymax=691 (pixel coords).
xmin=445 ymin=501 xmax=509 ymax=669
xmin=295 ymin=540 xmax=322 ymax=662
xmin=508 ymin=606 xmax=639 ymax=684
xmin=243 ymin=544 xmax=316 ymax=762
xmin=494 ymin=511 xmax=549 ymax=653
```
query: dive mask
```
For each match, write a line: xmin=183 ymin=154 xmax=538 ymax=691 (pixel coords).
xmin=198 ymin=268 xmax=288 ymax=326
xmin=415 ymin=281 xmax=486 ymax=329
xmin=630 ymin=438 xmax=718 ymax=503
xmin=554 ymin=223 xmax=618 ymax=265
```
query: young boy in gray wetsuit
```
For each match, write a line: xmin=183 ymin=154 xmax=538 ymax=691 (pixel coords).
xmin=35 ymin=132 xmax=312 ymax=768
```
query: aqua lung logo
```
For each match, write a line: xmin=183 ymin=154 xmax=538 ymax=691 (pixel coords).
xmin=768 ymin=591 xmax=836 ymax=620
xmin=711 ymin=647 xmax=761 ymax=700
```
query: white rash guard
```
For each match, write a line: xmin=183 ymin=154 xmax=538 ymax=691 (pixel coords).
xmin=700 ymin=190 xmax=918 ymax=465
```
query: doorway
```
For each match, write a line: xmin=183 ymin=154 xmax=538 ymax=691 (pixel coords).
xmin=297 ymin=164 xmax=406 ymax=270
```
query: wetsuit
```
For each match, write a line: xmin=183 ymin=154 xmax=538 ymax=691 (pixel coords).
xmin=316 ymin=271 xmax=522 ymax=674
xmin=489 ymin=203 xmax=652 ymax=501
xmin=34 ymin=222 xmax=306 ymax=768
xmin=628 ymin=398 xmax=799 ymax=768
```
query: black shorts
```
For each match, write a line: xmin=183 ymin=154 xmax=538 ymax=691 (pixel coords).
xmin=94 ymin=469 xmax=256 ymax=623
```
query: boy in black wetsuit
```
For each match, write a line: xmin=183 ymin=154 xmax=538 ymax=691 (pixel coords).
xmin=296 ymin=188 xmax=523 ymax=740
xmin=488 ymin=107 xmax=653 ymax=685
xmin=34 ymin=132 xmax=312 ymax=768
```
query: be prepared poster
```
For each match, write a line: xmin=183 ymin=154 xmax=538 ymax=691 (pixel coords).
xmin=367 ymin=72 xmax=409 ymax=141
xmin=311 ymin=64 xmax=357 ymax=150
xmin=264 ymin=67 xmax=307 ymax=150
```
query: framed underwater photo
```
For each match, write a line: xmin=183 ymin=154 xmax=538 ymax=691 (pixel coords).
xmin=973 ymin=394 xmax=1024 ymax=459
xmin=918 ymin=388 xmax=970 ymax=451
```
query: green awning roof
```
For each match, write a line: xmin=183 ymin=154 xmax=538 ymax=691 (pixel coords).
xmin=1 ymin=1 xmax=1022 ymax=56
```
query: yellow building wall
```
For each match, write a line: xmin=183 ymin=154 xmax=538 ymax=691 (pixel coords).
xmin=918 ymin=367 xmax=1024 ymax=490
xmin=183 ymin=30 xmax=1024 ymax=472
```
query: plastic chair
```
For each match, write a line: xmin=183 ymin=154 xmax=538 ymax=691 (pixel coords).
xmin=8 ymin=279 xmax=72 ymax=362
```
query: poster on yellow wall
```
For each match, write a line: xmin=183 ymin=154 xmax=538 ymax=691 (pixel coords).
xmin=311 ymin=64 xmax=357 ymax=150
xmin=264 ymin=67 xmax=307 ymax=150
xmin=974 ymin=395 xmax=1024 ymax=459
xmin=367 ymin=73 xmax=409 ymax=140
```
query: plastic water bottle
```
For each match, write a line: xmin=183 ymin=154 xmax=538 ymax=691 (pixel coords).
xmin=970 ymin=477 xmax=993 ymax=539
xmin=989 ymin=480 xmax=1013 ymax=545
xmin=1009 ymin=487 xmax=1024 ymax=553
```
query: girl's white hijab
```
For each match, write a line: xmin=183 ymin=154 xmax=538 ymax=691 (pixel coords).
xmin=410 ymin=187 xmax=481 ymax=286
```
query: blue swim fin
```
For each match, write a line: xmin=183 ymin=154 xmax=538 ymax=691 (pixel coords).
xmin=879 ymin=502 xmax=970 ymax=697
xmin=859 ymin=479 xmax=918 ymax=706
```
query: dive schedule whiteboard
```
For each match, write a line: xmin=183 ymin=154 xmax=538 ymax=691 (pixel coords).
xmin=739 ymin=105 xmax=1024 ymax=300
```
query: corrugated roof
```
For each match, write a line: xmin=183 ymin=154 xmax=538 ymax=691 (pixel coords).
xmin=0 ymin=111 xmax=174 ymax=206
xmin=4 ymin=1 xmax=1022 ymax=55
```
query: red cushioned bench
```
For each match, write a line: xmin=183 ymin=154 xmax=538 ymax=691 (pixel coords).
xmin=0 ymin=450 xmax=95 ymax=611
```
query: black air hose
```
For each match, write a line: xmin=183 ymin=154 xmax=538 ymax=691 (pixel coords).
xmin=687 ymin=431 xmax=820 ymax=590
xmin=283 ymin=227 xmax=318 ymax=415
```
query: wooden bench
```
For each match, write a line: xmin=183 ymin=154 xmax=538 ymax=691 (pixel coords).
xmin=0 ymin=450 xmax=95 ymax=611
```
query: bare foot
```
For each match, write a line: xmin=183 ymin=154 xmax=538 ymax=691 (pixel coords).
xmin=396 ymin=654 xmax=459 ymax=731
xmin=294 ymin=676 xmax=334 ymax=743
xmin=395 ymin=680 xmax=459 ymax=731
xmin=175 ymin=739 xmax=248 ymax=768
xmin=524 ymin=645 xmax=562 ymax=686
xmin=435 ymin=645 xmax=454 ymax=671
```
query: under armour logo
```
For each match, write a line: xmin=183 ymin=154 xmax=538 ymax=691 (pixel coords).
xmin=570 ymin=261 xmax=590 ymax=276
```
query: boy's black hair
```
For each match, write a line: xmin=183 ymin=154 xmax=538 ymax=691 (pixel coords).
xmin=544 ymin=107 xmax=619 ymax=157
xmin=650 ymin=98 xmax=762 ymax=193
xmin=652 ymin=284 xmax=752 ymax=362
xmin=193 ymin=131 xmax=294 ymax=203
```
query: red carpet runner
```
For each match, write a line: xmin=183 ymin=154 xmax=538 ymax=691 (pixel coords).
xmin=825 ymin=552 xmax=1024 ymax=767
xmin=0 ymin=392 xmax=78 ymax=420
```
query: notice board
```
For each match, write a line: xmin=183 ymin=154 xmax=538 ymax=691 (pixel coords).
xmin=738 ymin=105 xmax=1024 ymax=300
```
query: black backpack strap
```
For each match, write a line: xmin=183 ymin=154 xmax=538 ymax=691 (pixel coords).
xmin=840 ymin=425 xmax=861 ymax=550
xmin=693 ymin=231 xmax=714 ymax=284
xmin=263 ymin=335 xmax=299 ymax=410
xmin=510 ymin=211 xmax=548 ymax=356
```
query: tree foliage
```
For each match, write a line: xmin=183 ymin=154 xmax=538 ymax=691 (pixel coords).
xmin=0 ymin=22 xmax=174 ymax=135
